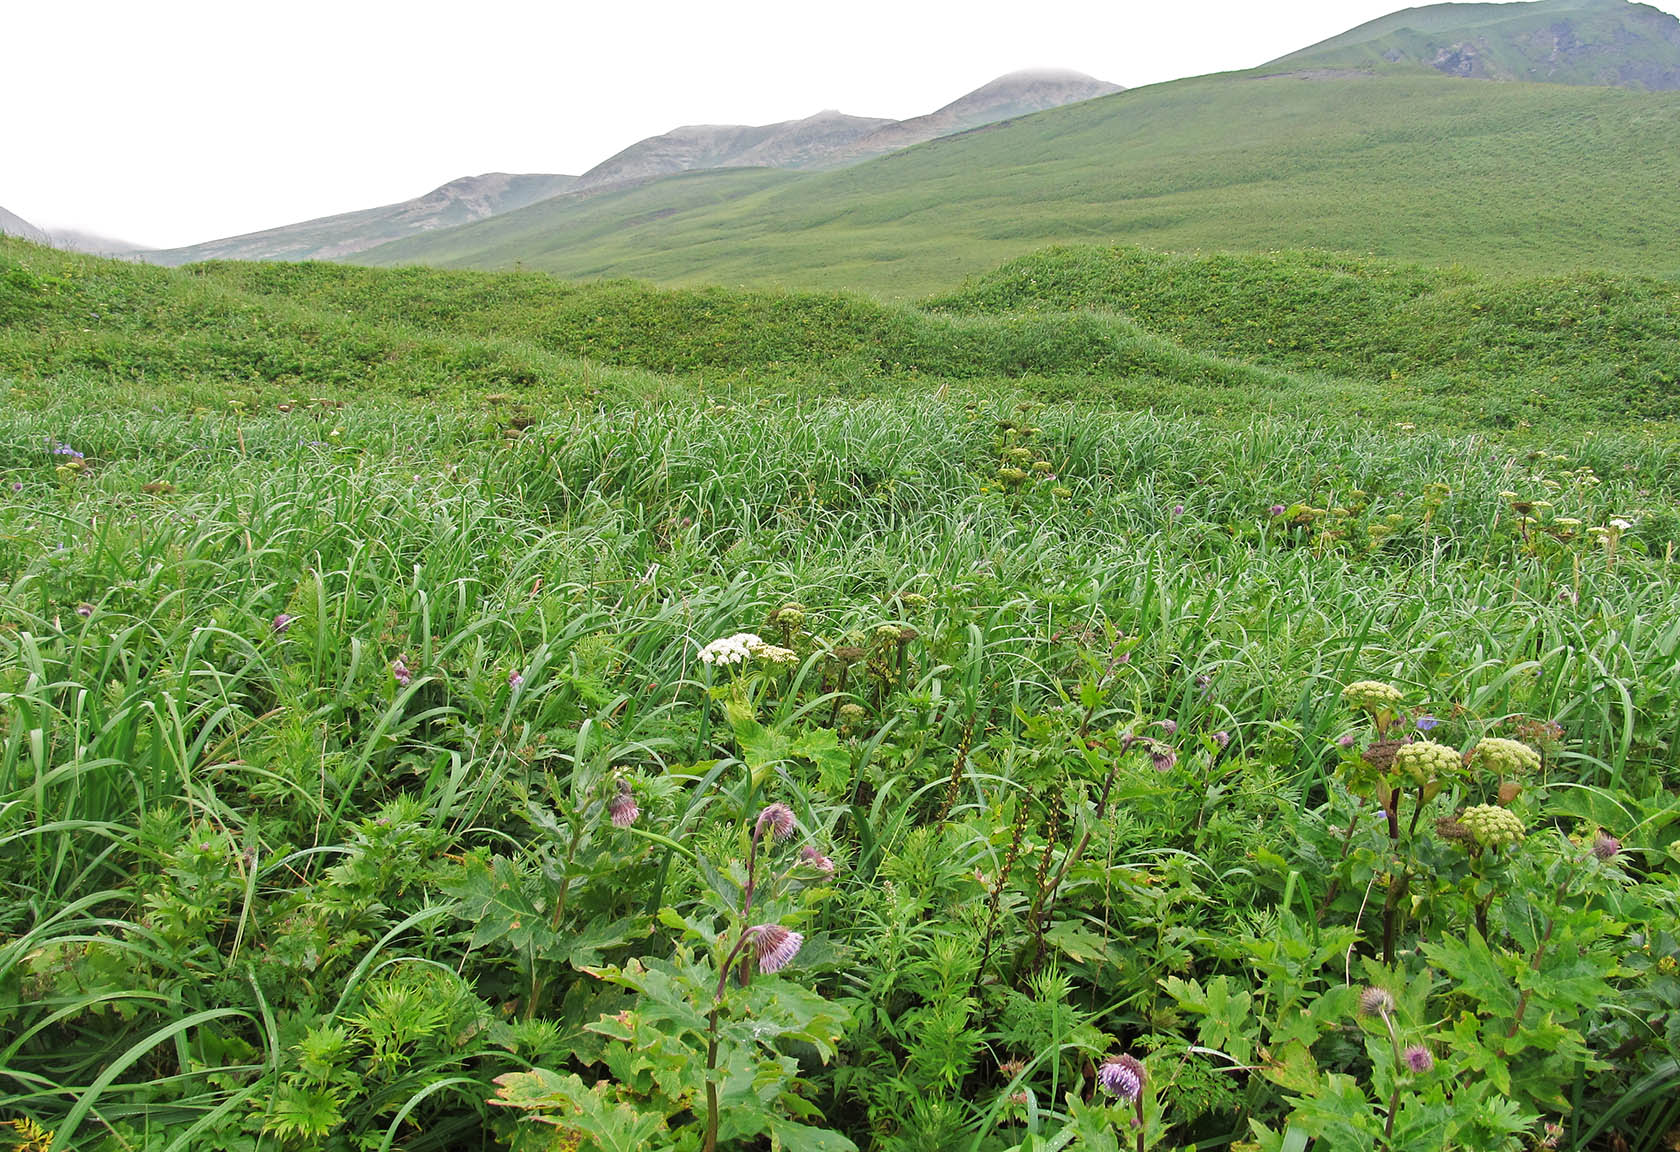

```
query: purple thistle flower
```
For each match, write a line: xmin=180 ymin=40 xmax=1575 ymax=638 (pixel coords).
xmin=1403 ymin=1044 xmax=1434 ymax=1074
xmin=608 ymin=783 xmax=639 ymax=829
xmin=75 ymin=602 xmax=94 ymax=619
xmin=1415 ymin=714 xmax=1439 ymax=732
xmin=756 ymin=802 xmax=796 ymax=843
xmin=1270 ymin=504 xmax=1287 ymax=517
xmin=1592 ymin=832 xmax=1621 ymax=862
xmin=750 ymin=924 xmax=803 ymax=974
xmin=1097 ymin=1055 xmax=1144 ymax=1101
xmin=272 ymin=613 xmax=295 ymax=635
xmin=799 ymin=845 xmax=836 ymax=875
xmin=391 ymin=658 xmax=413 ymax=687
xmin=1148 ymin=740 xmax=1177 ymax=773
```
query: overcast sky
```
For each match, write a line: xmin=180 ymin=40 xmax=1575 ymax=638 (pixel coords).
xmin=5 ymin=0 xmax=1678 ymax=248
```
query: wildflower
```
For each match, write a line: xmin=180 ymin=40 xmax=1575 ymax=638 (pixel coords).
xmin=391 ymin=658 xmax=413 ymax=687
xmin=1212 ymin=730 xmax=1230 ymax=749
xmin=799 ymin=845 xmax=836 ymax=875
xmin=608 ymin=782 xmax=639 ymax=828
xmin=1172 ymin=503 xmax=1185 ymax=516
xmin=1403 ymin=1044 xmax=1434 ymax=1074
xmin=1591 ymin=832 xmax=1621 ymax=861
xmin=9 ymin=481 xmax=21 ymax=492
xmin=272 ymin=613 xmax=295 ymax=635
xmin=1147 ymin=739 xmax=1177 ymax=773
xmin=1269 ymin=504 xmax=1286 ymax=516
xmin=1097 ymin=1054 xmax=1145 ymax=1101
xmin=750 ymin=924 xmax=803 ymax=973
xmin=75 ymin=602 xmax=94 ymax=619
xmin=1342 ymin=680 xmax=1404 ymax=713
xmin=1156 ymin=719 xmax=1178 ymax=737
xmin=1468 ymin=737 xmax=1541 ymax=778
xmin=1460 ymin=804 xmax=1525 ymax=849
xmin=1392 ymin=740 xmax=1459 ymax=787
xmin=1359 ymin=986 xmax=1395 ymax=1017
xmin=837 ymin=702 xmax=869 ymax=733
xmin=754 ymin=643 xmax=799 ymax=666
xmin=768 ymin=603 xmax=806 ymax=630
xmin=508 ymin=669 xmax=524 ymax=689
xmin=1415 ymin=714 xmax=1438 ymax=731
xmin=756 ymin=802 xmax=796 ymax=843
xmin=1609 ymin=517 xmax=1633 ymax=531
xmin=1338 ymin=732 xmax=1359 ymax=748
xmin=699 ymin=632 xmax=764 ymax=666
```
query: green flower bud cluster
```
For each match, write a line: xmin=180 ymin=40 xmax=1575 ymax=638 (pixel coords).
xmin=1343 ymin=680 xmax=1405 ymax=713
xmin=997 ymin=467 xmax=1030 ymax=486
xmin=1392 ymin=740 xmax=1460 ymax=786
xmin=768 ymin=602 xmax=806 ymax=630
xmin=1460 ymin=804 xmax=1525 ymax=849
xmin=1469 ymin=737 xmax=1540 ymax=778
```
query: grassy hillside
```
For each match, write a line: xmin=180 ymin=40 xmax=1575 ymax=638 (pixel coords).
xmin=358 ymin=72 xmax=1680 ymax=295
xmin=1270 ymin=0 xmax=1680 ymax=87
xmin=6 ymin=237 xmax=1680 ymax=429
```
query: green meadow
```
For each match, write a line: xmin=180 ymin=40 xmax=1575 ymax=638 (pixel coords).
xmin=2 ymin=233 xmax=1678 ymax=1152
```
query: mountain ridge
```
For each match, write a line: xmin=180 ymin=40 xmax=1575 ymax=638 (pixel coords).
xmin=147 ymin=172 xmax=579 ymax=266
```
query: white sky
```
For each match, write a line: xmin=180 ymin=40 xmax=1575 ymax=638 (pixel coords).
xmin=4 ymin=0 xmax=1678 ymax=248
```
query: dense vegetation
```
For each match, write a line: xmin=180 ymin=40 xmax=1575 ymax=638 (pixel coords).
xmin=2 ymin=238 xmax=1678 ymax=1152
xmin=357 ymin=73 xmax=1680 ymax=294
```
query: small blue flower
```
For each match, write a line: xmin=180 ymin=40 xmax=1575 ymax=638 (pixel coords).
xmin=1415 ymin=715 xmax=1439 ymax=732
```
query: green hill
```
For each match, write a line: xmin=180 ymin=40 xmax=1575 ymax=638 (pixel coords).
xmin=1268 ymin=0 xmax=1680 ymax=87
xmin=6 ymin=236 xmax=1678 ymax=428
xmin=357 ymin=69 xmax=1680 ymax=295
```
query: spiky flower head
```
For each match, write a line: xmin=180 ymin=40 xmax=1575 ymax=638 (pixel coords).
xmin=1097 ymin=1055 xmax=1145 ymax=1101
xmin=1460 ymin=804 xmax=1525 ymax=849
xmin=756 ymin=802 xmax=796 ymax=843
xmin=1591 ymin=832 xmax=1621 ymax=862
xmin=1359 ymin=986 xmax=1395 ymax=1018
xmin=1139 ymin=738 xmax=1177 ymax=773
xmin=608 ymin=781 xmax=639 ymax=829
xmin=1403 ymin=1044 xmax=1434 ymax=1075
xmin=1469 ymin=737 xmax=1541 ymax=778
xmin=1343 ymin=680 xmax=1404 ymax=714
xmin=799 ymin=845 xmax=836 ymax=876
xmin=750 ymin=924 xmax=803 ymax=974
xmin=1392 ymin=740 xmax=1460 ymax=787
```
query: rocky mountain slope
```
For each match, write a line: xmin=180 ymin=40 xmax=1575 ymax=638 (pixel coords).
xmin=1266 ymin=0 xmax=1680 ymax=87
xmin=146 ymin=172 xmax=578 ymax=266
